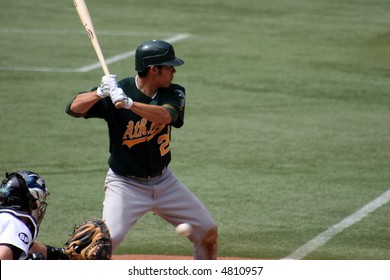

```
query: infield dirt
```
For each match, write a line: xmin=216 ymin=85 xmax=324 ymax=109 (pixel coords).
xmin=112 ymin=255 xmax=256 ymax=260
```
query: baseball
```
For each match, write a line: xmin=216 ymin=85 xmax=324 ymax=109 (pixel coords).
xmin=175 ymin=223 xmax=193 ymax=237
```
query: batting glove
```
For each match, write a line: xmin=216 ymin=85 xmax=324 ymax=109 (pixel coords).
xmin=97 ymin=74 xmax=118 ymax=98
xmin=110 ymin=88 xmax=133 ymax=109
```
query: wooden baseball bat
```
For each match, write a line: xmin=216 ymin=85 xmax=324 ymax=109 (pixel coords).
xmin=73 ymin=0 xmax=124 ymax=108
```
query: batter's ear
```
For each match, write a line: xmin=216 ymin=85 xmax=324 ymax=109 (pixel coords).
xmin=150 ymin=65 xmax=158 ymax=73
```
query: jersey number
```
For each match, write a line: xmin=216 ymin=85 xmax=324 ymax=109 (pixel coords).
xmin=157 ymin=126 xmax=171 ymax=156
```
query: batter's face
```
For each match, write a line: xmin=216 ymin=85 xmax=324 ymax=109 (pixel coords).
xmin=152 ymin=65 xmax=176 ymax=88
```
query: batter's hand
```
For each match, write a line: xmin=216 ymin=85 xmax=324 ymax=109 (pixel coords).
xmin=97 ymin=75 xmax=118 ymax=98
xmin=110 ymin=88 xmax=133 ymax=109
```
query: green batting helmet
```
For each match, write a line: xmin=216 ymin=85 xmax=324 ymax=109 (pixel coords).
xmin=135 ymin=40 xmax=184 ymax=72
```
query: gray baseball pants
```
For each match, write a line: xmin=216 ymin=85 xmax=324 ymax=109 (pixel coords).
xmin=102 ymin=167 xmax=218 ymax=259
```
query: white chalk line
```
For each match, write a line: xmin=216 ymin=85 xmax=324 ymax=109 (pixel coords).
xmin=0 ymin=29 xmax=191 ymax=72
xmin=283 ymin=188 xmax=390 ymax=260
xmin=0 ymin=28 xmax=180 ymax=37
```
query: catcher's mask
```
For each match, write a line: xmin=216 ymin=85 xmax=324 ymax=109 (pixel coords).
xmin=15 ymin=170 xmax=49 ymax=226
xmin=0 ymin=172 xmax=35 ymax=213
xmin=135 ymin=40 xmax=184 ymax=72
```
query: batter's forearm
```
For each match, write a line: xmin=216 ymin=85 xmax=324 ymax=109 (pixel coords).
xmin=130 ymin=102 xmax=172 ymax=124
xmin=67 ymin=91 xmax=100 ymax=117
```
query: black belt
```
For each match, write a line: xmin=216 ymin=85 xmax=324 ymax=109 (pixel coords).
xmin=126 ymin=167 xmax=166 ymax=180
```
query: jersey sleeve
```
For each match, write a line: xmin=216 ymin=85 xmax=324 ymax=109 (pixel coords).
xmin=0 ymin=214 xmax=33 ymax=260
xmin=160 ymin=85 xmax=186 ymax=128
xmin=66 ymin=88 xmax=112 ymax=120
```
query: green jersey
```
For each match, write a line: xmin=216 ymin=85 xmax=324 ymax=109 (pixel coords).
xmin=67 ymin=77 xmax=186 ymax=177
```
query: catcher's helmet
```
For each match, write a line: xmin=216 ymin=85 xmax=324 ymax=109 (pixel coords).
xmin=135 ymin=40 xmax=184 ymax=72
xmin=16 ymin=170 xmax=49 ymax=226
xmin=0 ymin=172 xmax=35 ymax=213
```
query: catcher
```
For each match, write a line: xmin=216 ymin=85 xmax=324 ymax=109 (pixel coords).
xmin=30 ymin=218 xmax=112 ymax=260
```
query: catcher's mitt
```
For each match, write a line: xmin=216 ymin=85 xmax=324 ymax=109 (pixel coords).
xmin=64 ymin=218 xmax=112 ymax=260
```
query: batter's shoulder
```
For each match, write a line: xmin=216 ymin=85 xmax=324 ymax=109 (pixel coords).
xmin=162 ymin=83 xmax=186 ymax=95
xmin=117 ymin=76 xmax=135 ymax=87
xmin=171 ymin=83 xmax=185 ymax=91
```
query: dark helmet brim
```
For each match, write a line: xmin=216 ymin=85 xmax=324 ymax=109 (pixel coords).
xmin=157 ymin=57 xmax=184 ymax=67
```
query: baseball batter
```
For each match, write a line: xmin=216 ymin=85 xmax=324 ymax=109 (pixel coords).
xmin=66 ymin=40 xmax=218 ymax=259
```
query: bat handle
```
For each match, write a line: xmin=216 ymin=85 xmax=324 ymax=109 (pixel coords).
xmin=115 ymin=101 xmax=125 ymax=109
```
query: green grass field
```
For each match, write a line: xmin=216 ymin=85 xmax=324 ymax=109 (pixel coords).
xmin=1 ymin=0 xmax=390 ymax=259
